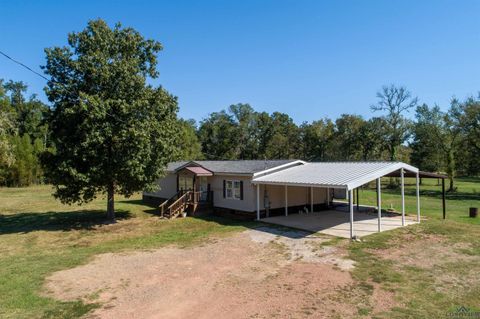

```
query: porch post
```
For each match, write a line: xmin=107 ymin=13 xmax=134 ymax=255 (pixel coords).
xmin=349 ymin=188 xmax=354 ymax=239
xmin=285 ymin=185 xmax=288 ymax=216
xmin=401 ymin=168 xmax=405 ymax=226
xmin=416 ymin=172 xmax=420 ymax=222
xmin=377 ymin=178 xmax=382 ymax=232
xmin=256 ymin=184 xmax=260 ymax=220
xmin=326 ymin=187 xmax=330 ymax=207
xmin=310 ymin=187 xmax=313 ymax=213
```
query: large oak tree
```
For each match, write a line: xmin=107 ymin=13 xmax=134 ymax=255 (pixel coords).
xmin=42 ymin=19 xmax=179 ymax=220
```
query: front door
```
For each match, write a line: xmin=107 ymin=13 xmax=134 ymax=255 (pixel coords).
xmin=198 ymin=176 xmax=208 ymax=201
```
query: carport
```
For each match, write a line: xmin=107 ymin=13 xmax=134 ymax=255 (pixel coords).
xmin=252 ymin=162 xmax=421 ymax=239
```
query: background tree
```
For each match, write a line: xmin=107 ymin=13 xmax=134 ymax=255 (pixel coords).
xmin=228 ymin=103 xmax=258 ymax=159
xmin=411 ymin=102 xmax=461 ymax=191
xmin=264 ymin=112 xmax=300 ymax=159
xmin=176 ymin=119 xmax=203 ymax=160
xmin=299 ymin=118 xmax=335 ymax=161
xmin=371 ymin=85 xmax=417 ymax=161
xmin=333 ymin=114 xmax=365 ymax=160
xmin=0 ymin=87 xmax=16 ymax=176
xmin=253 ymin=111 xmax=274 ymax=159
xmin=359 ymin=117 xmax=387 ymax=160
xmin=410 ymin=104 xmax=444 ymax=173
xmin=41 ymin=19 xmax=179 ymax=220
xmin=0 ymin=80 xmax=49 ymax=186
xmin=198 ymin=110 xmax=238 ymax=159
xmin=457 ymin=96 xmax=480 ymax=175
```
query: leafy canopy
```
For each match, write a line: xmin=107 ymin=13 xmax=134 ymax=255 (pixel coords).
xmin=41 ymin=19 xmax=179 ymax=213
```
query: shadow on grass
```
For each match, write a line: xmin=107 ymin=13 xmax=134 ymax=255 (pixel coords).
xmin=370 ymin=188 xmax=480 ymax=201
xmin=116 ymin=199 xmax=160 ymax=216
xmin=117 ymin=199 xmax=145 ymax=206
xmin=0 ymin=210 xmax=132 ymax=235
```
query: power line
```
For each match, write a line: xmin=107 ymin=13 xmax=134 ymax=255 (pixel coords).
xmin=0 ymin=50 xmax=50 ymax=82
xmin=0 ymin=49 xmax=131 ymax=125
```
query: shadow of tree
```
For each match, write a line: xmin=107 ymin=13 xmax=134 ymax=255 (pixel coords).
xmin=117 ymin=199 xmax=145 ymax=206
xmin=376 ymin=188 xmax=480 ymax=201
xmin=0 ymin=210 xmax=132 ymax=235
xmin=117 ymin=199 xmax=159 ymax=216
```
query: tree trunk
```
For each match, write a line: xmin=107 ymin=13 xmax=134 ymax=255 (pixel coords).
xmin=107 ymin=182 xmax=115 ymax=221
xmin=446 ymin=148 xmax=455 ymax=192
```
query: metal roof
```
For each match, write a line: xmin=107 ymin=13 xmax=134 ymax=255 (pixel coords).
xmin=166 ymin=160 xmax=299 ymax=175
xmin=183 ymin=166 xmax=213 ymax=176
xmin=252 ymin=162 xmax=419 ymax=190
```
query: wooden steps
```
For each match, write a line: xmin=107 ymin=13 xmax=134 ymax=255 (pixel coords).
xmin=159 ymin=191 xmax=204 ymax=219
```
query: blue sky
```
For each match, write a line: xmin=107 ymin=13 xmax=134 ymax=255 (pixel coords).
xmin=1 ymin=0 xmax=480 ymax=123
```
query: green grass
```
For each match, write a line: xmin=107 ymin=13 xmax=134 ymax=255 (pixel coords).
xmin=348 ymin=220 xmax=480 ymax=318
xmin=357 ymin=177 xmax=480 ymax=224
xmin=0 ymin=185 xmax=253 ymax=319
xmin=1 ymin=180 xmax=479 ymax=318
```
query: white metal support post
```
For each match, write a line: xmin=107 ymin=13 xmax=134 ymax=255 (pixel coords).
xmin=401 ymin=168 xmax=405 ymax=226
xmin=285 ymin=185 xmax=288 ymax=216
xmin=416 ymin=172 xmax=420 ymax=222
xmin=377 ymin=178 xmax=382 ymax=232
xmin=349 ymin=189 xmax=354 ymax=239
xmin=310 ymin=187 xmax=313 ymax=213
xmin=256 ymin=184 xmax=260 ymax=220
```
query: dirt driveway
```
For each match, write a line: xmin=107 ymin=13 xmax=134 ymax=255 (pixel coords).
xmin=44 ymin=226 xmax=392 ymax=318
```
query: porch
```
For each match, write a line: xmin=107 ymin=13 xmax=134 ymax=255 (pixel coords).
xmin=159 ymin=165 xmax=214 ymax=218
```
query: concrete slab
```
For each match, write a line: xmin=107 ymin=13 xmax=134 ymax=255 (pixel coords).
xmin=261 ymin=209 xmax=417 ymax=238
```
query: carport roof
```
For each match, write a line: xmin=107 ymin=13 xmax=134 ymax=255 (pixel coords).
xmin=252 ymin=161 xmax=419 ymax=190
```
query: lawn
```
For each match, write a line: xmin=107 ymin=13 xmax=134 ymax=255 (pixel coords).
xmin=0 ymin=180 xmax=479 ymax=318
xmin=358 ymin=176 xmax=480 ymax=224
xmin=0 ymin=185 xmax=252 ymax=319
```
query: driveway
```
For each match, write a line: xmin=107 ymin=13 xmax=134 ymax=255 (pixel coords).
xmin=43 ymin=226 xmax=395 ymax=318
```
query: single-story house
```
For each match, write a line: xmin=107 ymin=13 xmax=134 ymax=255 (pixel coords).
xmin=143 ymin=160 xmax=442 ymax=238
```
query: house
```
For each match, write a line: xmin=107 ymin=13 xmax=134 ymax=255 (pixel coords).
xmin=143 ymin=160 xmax=309 ymax=216
xmin=144 ymin=160 xmax=447 ymax=238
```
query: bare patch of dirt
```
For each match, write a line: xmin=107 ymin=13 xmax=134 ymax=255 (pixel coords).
xmin=370 ymin=283 xmax=398 ymax=313
xmin=44 ymin=226 xmax=393 ymax=318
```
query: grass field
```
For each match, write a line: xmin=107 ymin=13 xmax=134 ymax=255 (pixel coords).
xmin=358 ymin=177 xmax=480 ymax=224
xmin=0 ymin=186 xmax=252 ymax=318
xmin=0 ymin=179 xmax=479 ymax=318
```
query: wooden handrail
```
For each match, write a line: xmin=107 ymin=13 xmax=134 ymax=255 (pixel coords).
xmin=159 ymin=190 xmax=184 ymax=217
xmin=159 ymin=190 xmax=210 ymax=218
xmin=166 ymin=191 xmax=190 ymax=217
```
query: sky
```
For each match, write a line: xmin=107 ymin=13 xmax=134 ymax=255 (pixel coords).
xmin=1 ymin=0 xmax=480 ymax=124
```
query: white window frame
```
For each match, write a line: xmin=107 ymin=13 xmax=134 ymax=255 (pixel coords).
xmin=226 ymin=180 xmax=241 ymax=200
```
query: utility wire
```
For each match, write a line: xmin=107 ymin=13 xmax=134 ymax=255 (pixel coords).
xmin=0 ymin=49 xmax=131 ymax=125
xmin=0 ymin=50 xmax=50 ymax=82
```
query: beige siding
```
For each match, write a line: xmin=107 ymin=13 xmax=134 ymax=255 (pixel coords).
xmin=211 ymin=175 xmax=257 ymax=212
xmin=143 ymin=173 xmax=177 ymax=199
xmin=145 ymin=172 xmax=330 ymax=213
xmin=259 ymin=185 xmax=327 ymax=210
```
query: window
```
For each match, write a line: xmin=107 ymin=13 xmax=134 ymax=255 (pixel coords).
xmin=178 ymin=175 xmax=193 ymax=191
xmin=226 ymin=180 xmax=242 ymax=200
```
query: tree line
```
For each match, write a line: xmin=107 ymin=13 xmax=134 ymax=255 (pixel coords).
xmin=185 ymin=85 xmax=480 ymax=191
xmin=1 ymin=78 xmax=479 ymax=192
